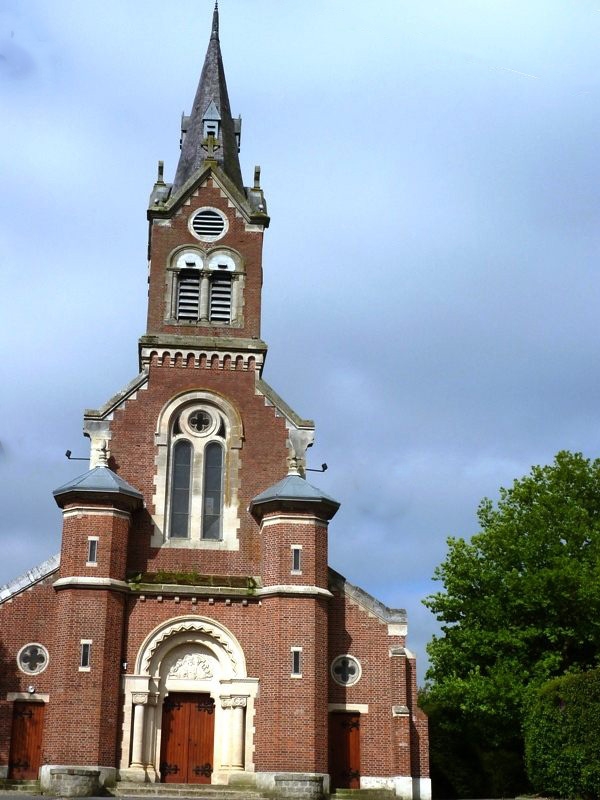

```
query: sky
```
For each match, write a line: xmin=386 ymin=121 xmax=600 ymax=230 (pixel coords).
xmin=1 ymin=0 xmax=600 ymax=683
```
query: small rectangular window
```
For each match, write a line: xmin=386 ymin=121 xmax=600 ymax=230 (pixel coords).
xmin=87 ymin=537 xmax=99 ymax=565
xmin=291 ymin=647 xmax=302 ymax=678
xmin=291 ymin=545 xmax=302 ymax=574
xmin=80 ymin=641 xmax=92 ymax=671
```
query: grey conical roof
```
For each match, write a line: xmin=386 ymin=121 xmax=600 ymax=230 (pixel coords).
xmin=250 ymin=474 xmax=340 ymax=520
xmin=173 ymin=3 xmax=243 ymax=192
xmin=53 ymin=466 xmax=143 ymax=509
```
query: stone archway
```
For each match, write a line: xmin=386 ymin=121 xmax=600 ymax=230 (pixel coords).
xmin=120 ymin=616 xmax=258 ymax=784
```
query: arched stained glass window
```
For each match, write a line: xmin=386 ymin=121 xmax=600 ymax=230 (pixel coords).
xmin=202 ymin=442 xmax=223 ymax=540
xmin=169 ymin=440 xmax=192 ymax=538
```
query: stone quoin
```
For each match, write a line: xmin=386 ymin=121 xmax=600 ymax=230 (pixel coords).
xmin=0 ymin=6 xmax=430 ymax=798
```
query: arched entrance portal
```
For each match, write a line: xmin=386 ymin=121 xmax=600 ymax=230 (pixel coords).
xmin=120 ymin=616 xmax=258 ymax=784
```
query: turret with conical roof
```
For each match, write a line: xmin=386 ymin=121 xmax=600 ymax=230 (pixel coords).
xmin=173 ymin=2 xmax=243 ymax=193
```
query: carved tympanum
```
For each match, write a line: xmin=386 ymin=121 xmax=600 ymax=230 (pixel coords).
xmin=168 ymin=653 xmax=213 ymax=680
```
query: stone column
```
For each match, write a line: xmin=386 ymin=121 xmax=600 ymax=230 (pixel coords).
xmin=221 ymin=696 xmax=246 ymax=770
xmin=130 ymin=693 xmax=148 ymax=768
xmin=230 ymin=698 xmax=246 ymax=769
xmin=144 ymin=694 xmax=159 ymax=776
xmin=200 ymin=272 xmax=210 ymax=321
xmin=231 ymin=275 xmax=240 ymax=324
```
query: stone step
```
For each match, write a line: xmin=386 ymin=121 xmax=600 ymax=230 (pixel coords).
xmin=332 ymin=792 xmax=395 ymax=800
xmin=111 ymin=784 xmax=268 ymax=799
xmin=0 ymin=779 xmax=41 ymax=794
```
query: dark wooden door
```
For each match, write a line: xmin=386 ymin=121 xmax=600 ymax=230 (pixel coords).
xmin=160 ymin=693 xmax=215 ymax=784
xmin=8 ymin=702 xmax=45 ymax=780
xmin=329 ymin=712 xmax=361 ymax=790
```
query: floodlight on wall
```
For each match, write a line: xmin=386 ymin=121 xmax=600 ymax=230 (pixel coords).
xmin=65 ymin=450 xmax=88 ymax=461
xmin=306 ymin=463 xmax=328 ymax=473
xmin=27 ymin=685 xmax=35 ymax=694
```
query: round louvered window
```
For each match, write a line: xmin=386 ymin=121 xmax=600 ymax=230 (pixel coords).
xmin=17 ymin=643 xmax=49 ymax=676
xmin=190 ymin=208 xmax=227 ymax=241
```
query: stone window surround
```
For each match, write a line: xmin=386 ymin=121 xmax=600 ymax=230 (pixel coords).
xmin=290 ymin=647 xmax=302 ymax=678
xmin=79 ymin=640 xmax=92 ymax=672
xmin=290 ymin=544 xmax=302 ymax=575
xmin=330 ymin=654 xmax=362 ymax=687
xmin=164 ymin=244 xmax=245 ymax=328
xmin=86 ymin=537 xmax=99 ymax=566
xmin=166 ymin=411 xmax=225 ymax=542
xmin=188 ymin=206 xmax=229 ymax=242
xmin=151 ymin=391 xmax=243 ymax=551
xmin=16 ymin=643 xmax=49 ymax=676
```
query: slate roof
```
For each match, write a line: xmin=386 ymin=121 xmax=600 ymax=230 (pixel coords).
xmin=53 ymin=466 xmax=143 ymax=507
xmin=250 ymin=474 xmax=340 ymax=519
xmin=172 ymin=3 xmax=243 ymax=192
xmin=0 ymin=554 xmax=60 ymax=603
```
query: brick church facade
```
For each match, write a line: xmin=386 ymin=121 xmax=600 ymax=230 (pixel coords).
xmin=0 ymin=8 xmax=429 ymax=798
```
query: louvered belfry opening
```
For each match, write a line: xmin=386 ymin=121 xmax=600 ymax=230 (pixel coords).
xmin=177 ymin=270 xmax=201 ymax=319
xmin=209 ymin=272 xmax=232 ymax=323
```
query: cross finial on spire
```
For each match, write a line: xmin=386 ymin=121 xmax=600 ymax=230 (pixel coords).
xmin=211 ymin=1 xmax=219 ymax=40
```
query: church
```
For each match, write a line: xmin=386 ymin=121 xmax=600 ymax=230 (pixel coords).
xmin=0 ymin=7 xmax=429 ymax=799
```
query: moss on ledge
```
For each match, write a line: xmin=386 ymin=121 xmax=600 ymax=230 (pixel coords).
xmin=127 ymin=571 xmax=258 ymax=591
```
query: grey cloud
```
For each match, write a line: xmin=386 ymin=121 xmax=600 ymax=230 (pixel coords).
xmin=0 ymin=39 xmax=36 ymax=80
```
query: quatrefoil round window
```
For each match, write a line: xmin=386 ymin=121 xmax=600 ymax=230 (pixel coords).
xmin=17 ymin=643 xmax=49 ymax=676
xmin=181 ymin=407 xmax=219 ymax=438
xmin=330 ymin=654 xmax=361 ymax=687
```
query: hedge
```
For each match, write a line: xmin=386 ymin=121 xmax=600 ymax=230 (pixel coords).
xmin=523 ymin=669 xmax=600 ymax=799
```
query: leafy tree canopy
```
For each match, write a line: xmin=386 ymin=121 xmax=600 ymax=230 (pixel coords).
xmin=423 ymin=451 xmax=600 ymax=750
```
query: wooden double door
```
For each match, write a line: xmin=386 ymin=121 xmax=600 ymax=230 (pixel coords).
xmin=329 ymin=712 xmax=361 ymax=791
xmin=8 ymin=702 xmax=45 ymax=780
xmin=160 ymin=693 xmax=215 ymax=784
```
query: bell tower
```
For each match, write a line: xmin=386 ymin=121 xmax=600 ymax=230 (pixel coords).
xmin=141 ymin=2 xmax=270 ymax=372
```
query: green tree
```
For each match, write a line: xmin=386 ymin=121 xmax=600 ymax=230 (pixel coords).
xmin=422 ymin=451 xmax=600 ymax=797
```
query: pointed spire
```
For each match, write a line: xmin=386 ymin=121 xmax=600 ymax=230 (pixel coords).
xmin=211 ymin=2 xmax=219 ymax=40
xmin=173 ymin=4 xmax=243 ymax=193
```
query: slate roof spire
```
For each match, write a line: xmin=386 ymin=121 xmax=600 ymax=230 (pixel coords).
xmin=173 ymin=3 xmax=244 ymax=193
xmin=211 ymin=1 xmax=219 ymax=40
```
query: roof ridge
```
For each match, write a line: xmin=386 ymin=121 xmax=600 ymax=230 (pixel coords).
xmin=0 ymin=553 xmax=60 ymax=603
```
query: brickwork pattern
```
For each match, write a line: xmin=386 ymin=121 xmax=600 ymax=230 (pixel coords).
xmin=108 ymin=364 xmax=289 ymax=578
xmin=0 ymin=579 xmax=57 ymax=772
xmin=59 ymin=505 xmax=130 ymax=581
xmin=43 ymin=589 xmax=125 ymax=766
xmin=328 ymin=589 xmax=421 ymax=778
xmin=259 ymin=514 xmax=329 ymax=589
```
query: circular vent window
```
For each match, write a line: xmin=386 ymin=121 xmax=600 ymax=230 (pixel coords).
xmin=17 ymin=643 xmax=49 ymax=676
xmin=190 ymin=208 xmax=227 ymax=241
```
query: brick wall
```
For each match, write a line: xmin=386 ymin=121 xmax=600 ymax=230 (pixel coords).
xmin=43 ymin=588 xmax=125 ymax=766
xmin=0 ymin=579 xmax=57 ymax=772
xmin=146 ymin=180 xmax=264 ymax=340
xmin=259 ymin=513 xmax=329 ymax=589
xmin=59 ymin=504 xmax=130 ymax=581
